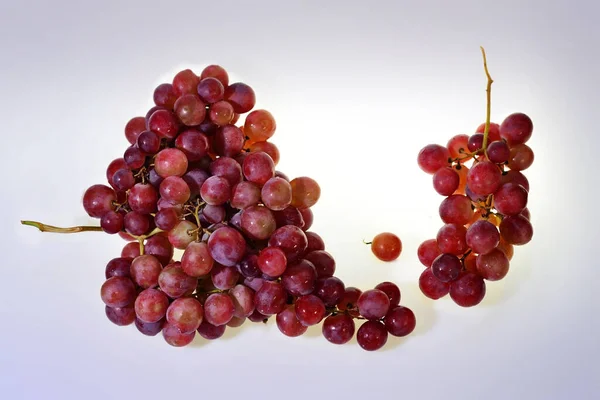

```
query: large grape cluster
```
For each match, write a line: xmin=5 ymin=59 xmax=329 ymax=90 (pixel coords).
xmin=416 ymin=114 xmax=534 ymax=306
xmin=85 ymin=65 xmax=415 ymax=350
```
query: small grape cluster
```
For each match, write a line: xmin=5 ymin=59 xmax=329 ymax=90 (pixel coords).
xmin=416 ymin=113 xmax=534 ymax=307
xmin=74 ymin=65 xmax=416 ymax=350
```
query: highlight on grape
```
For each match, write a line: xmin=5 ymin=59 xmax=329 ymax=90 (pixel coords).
xmin=22 ymin=64 xmax=415 ymax=351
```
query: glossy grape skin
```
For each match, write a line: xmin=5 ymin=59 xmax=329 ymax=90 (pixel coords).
xmin=276 ymin=305 xmax=307 ymax=337
xmin=487 ymin=140 xmax=511 ymax=164
xmin=144 ymin=234 xmax=174 ymax=266
xmin=130 ymin=255 xmax=162 ymax=289
xmin=209 ymin=156 xmax=243 ymax=185
xmin=375 ymin=282 xmax=401 ymax=306
xmin=105 ymin=257 xmax=132 ymax=279
xmin=100 ymin=276 xmax=136 ymax=308
xmin=166 ymin=297 xmax=204 ymax=333
xmin=159 ymin=176 xmax=191 ymax=205
xmin=200 ymin=176 xmax=231 ymax=206
xmin=121 ymin=242 xmax=141 ymax=259
xmin=154 ymin=209 xmax=179 ymax=231
xmin=134 ymin=288 xmax=170 ymax=323
xmin=357 ymin=289 xmax=390 ymax=320
xmin=135 ymin=318 xmax=165 ymax=336
xmin=209 ymin=100 xmax=235 ymax=126
xmin=436 ymin=224 xmax=469 ymax=255
xmin=240 ymin=205 xmax=277 ymax=241
xmin=202 ymin=205 xmax=225 ymax=224
xmin=254 ymin=281 xmax=287 ymax=316
xmin=439 ymin=195 xmax=474 ymax=225
xmin=507 ymin=144 xmax=535 ymax=171
xmin=370 ymin=232 xmax=402 ymax=261
xmin=211 ymin=264 xmax=240 ymax=290
xmin=337 ymin=287 xmax=362 ymax=311
xmin=268 ymin=225 xmax=308 ymax=262
xmin=433 ymin=167 xmax=460 ymax=196
xmin=148 ymin=109 xmax=180 ymax=140
xmin=467 ymin=161 xmax=502 ymax=196
xmin=83 ymin=184 xmax=116 ymax=218
xmin=153 ymin=83 xmax=178 ymax=109
xmin=281 ymin=259 xmax=317 ymax=296
xmin=465 ymin=220 xmax=500 ymax=255
xmin=431 ymin=254 xmax=462 ymax=283
xmin=299 ymin=208 xmax=313 ymax=231
xmin=249 ymin=141 xmax=280 ymax=166
xmin=136 ymin=130 xmax=161 ymax=154
xmin=197 ymin=319 xmax=226 ymax=340
xmin=154 ymin=148 xmax=188 ymax=178
xmin=106 ymin=158 xmax=128 ymax=188
xmin=224 ymin=82 xmax=256 ymax=113
xmin=230 ymin=284 xmax=255 ymax=318
xmin=231 ymin=181 xmax=261 ymax=209
xmin=167 ymin=220 xmax=197 ymax=250
xmin=162 ymin=322 xmax=196 ymax=347
xmin=447 ymin=134 xmax=470 ymax=159
xmin=418 ymin=268 xmax=450 ymax=299
xmin=290 ymin=177 xmax=321 ymax=209
xmin=204 ymin=293 xmax=236 ymax=326
xmin=175 ymin=129 xmax=209 ymax=162
xmin=499 ymin=215 xmax=533 ymax=245
xmin=417 ymin=239 xmax=442 ymax=268
xmin=304 ymin=250 xmax=335 ymax=278
xmin=322 ymin=314 xmax=355 ymax=345
xmin=171 ymin=69 xmax=200 ymax=96
xmin=207 ymin=226 xmax=246 ymax=267
xmin=101 ymin=211 xmax=124 ymax=234
xmin=417 ymin=144 xmax=451 ymax=174
xmin=384 ymin=306 xmax=416 ymax=337
xmin=127 ymin=183 xmax=157 ymax=215
xmin=244 ymin=109 xmax=276 ymax=142
xmin=468 ymin=133 xmax=484 ymax=153
xmin=174 ymin=94 xmax=206 ymax=126
xmin=213 ymin=125 xmax=245 ymax=157
xmin=305 ymin=232 xmax=325 ymax=253
xmin=357 ymin=321 xmax=388 ymax=351
xmin=237 ymin=254 xmax=261 ymax=279
xmin=112 ymin=168 xmax=135 ymax=192
xmin=273 ymin=206 xmax=305 ymax=229
xmin=493 ymin=183 xmax=528 ymax=216
xmin=497 ymin=237 xmax=515 ymax=260
xmin=501 ymin=170 xmax=530 ymax=192
xmin=261 ymin=177 xmax=292 ymax=211
xmin=200 ymin=65 xmax=229 ymax=87
xmin=243 ymin=151 xmax=275 ymax=186
xmin=295 ymin=294 xmax=326 ymax=326
xmin=105 ymin=305 xmax=136 ymax=326
xmin=312 ymin=276 xmax=344 ymax=308
xmin=125 ymin=116 xmax=147 ymax=145
xmin=257 ymin=246 xmax=287 ymax=278
xmin=197 ymin=77 xmax=225 ymax=103
xmin=449 ymin=272 xmax=486 ymax=307
xmin=158 ymin=263 xmax=197 ymax=298
xmin=499 ymin=112 xmax=533 ymax=145
xmin=476 ymin=248 xmax=510 ymax=281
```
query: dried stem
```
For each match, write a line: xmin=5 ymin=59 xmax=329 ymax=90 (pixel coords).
xmin=21 ymin=220 xmax=103 ymax=233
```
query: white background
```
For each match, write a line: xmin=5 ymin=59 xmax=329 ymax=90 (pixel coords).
xmin=1 ymin=0 xmax=598 ymax=399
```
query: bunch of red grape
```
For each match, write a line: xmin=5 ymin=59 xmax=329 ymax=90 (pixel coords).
xmin=416 ymin=113 xmax=534 ymax=307
xmin=82 ymin=65 xmax=415 ymax=350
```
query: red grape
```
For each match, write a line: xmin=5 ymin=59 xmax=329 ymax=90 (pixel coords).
xmin=357 ymin=321 xmax=388 ymax=351
xmin=499 ymin=112 xmax=533 ymax=145
xmin=417 ymin=144 xmax=450 ymax=174
xmin=384 ymin=306 xmax=416 ymax=337
xmin=369 ymin=232 xmax=402 ymax=262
